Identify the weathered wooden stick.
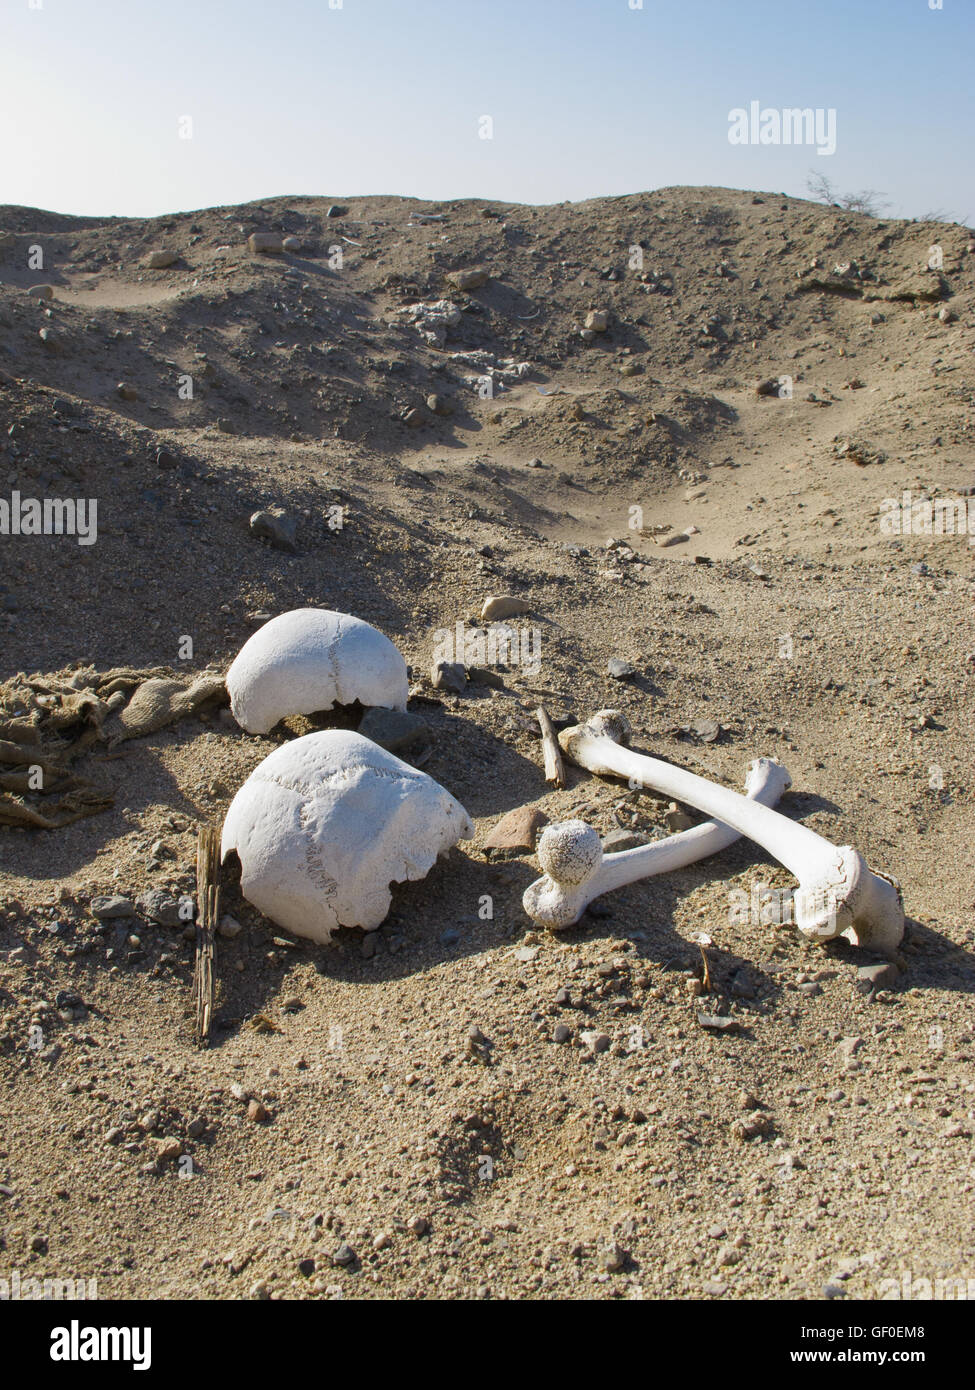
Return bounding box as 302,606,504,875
194,823,220,1048
536,706,566,788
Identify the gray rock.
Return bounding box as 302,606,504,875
446,268,489,291
689,718,721,744
697,1012,739,1032
250,508,297,552
601,829,646,853
136,890,184,928
607,658,638,681
858,961,900,992
601,1240,627,1272
664,803,693,832
90,894,135,919
326,205,348,218
553,1023,571,1044
467,666,505,689
218,915,243,940
247,232,284,254
431,659,467,693
357,706,430,753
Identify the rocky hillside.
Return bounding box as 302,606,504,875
0,188,973,1303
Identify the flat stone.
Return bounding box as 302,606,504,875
136,889,184,928
697,1013,739,1032
248,232,284,254
90,894,135,919
446,268,489,291
147,250,178,269
282,236,302,252
467,666,505,689
483,805,548,853
585,309,610,332
431,659,466,693
357,706,430,753
690,718,721,743
27,284,54,300
250,508,297,552
607,657,637,680
601,829,646,853
858,961,900,992
480,595,531,621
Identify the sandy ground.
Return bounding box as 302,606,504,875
0,188,973,1300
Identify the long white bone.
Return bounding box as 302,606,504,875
523,755,791,929
221,729,472,942
226,608,409,735
557,711,904,954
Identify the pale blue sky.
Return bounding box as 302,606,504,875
1,0,971,220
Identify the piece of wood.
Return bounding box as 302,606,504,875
536,706,566,788
194,822,220,1048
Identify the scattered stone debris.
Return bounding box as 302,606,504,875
835,437,886,467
